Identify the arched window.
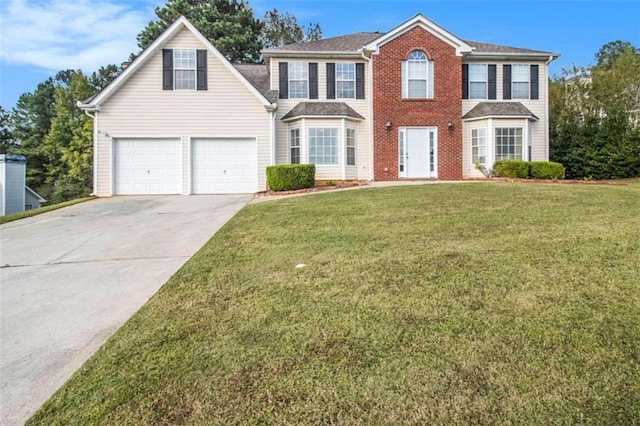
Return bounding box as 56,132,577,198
402,50,433,99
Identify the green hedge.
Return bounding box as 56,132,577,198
493,160,530,178
529,161,565,180
492,160,566,180
266,164,316,191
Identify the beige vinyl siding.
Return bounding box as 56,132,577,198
272,58,371,181
462,59,549,177
95,28,271,195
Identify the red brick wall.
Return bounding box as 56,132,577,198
372,26,463,180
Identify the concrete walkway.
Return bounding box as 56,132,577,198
0,195,250,425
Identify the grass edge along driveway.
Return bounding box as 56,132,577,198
28,183,640,425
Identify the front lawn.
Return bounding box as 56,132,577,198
29,183,640,424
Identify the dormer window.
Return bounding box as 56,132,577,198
401,50,434,99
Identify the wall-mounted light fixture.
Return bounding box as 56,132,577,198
385,120,392,130
447,121,454,131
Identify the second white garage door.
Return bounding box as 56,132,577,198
191,139,258,194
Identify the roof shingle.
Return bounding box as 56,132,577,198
233,64,278,103
462,102,539,120
281,102,365,121
263,32,382,54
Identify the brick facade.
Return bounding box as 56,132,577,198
372,26,463,180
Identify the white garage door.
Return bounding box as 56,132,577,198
192,139,258,194
114,138,182,195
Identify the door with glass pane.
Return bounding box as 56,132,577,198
398,127,437,178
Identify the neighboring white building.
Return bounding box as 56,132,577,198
0,154,46,216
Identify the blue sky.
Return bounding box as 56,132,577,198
1,0,638,110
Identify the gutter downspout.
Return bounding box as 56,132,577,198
361,49,374,181
82,107,98,196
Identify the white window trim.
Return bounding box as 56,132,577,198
308,126,339,166
346,127,357,167
471,127,487,165
289,62,309,99
289,127,301,164
469,63,488,100
173,49,196,91
511,64,530,100
494,127,524,161
402,51,433,99
336,62,356,99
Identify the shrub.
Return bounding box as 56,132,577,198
529,161,565,180
493,160,529,178
266,164,315,191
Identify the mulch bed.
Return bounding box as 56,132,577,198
255,181,368,197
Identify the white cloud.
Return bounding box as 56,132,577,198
0,0,153,72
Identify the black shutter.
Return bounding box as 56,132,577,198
530,64,539,100
503,64,512,100
196,49,207,90
488,64,497,99
356,63,365,99
309,62,318,99
162,49,173,90
462,64,469,99
326,63,336,99
279,62,288,99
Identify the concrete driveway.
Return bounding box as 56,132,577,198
0,195,251,425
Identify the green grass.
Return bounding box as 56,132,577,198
28,183,640,425
0,197,94,225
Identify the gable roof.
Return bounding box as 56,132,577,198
79,16,274,110
233,64,278,103
281,102,365,121
25,185,46,203
364,13,473,56
462,102,539,121
262,32,382,56
465,40,558,59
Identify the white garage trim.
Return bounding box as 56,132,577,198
191,138,258,194
113,138,182,195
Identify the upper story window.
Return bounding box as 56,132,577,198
402,50,434,99
289,62,309,99
511,64,530,99
174,49,196,90
336,63,355,99
469,64,487,99
162,48,207,91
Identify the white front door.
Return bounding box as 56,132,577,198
114,138,182,195
191,138,258,194
399,128,437,178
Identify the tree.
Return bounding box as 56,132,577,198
595,40,639,70
0,106,14,154
261,8,322,49
43,70,94,202
8,78,56,191
89,64,122,92
549,41,640,179
136,0,263,63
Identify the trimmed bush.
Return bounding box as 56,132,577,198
266,164,315,191
493,160,530,178
529,161,565,180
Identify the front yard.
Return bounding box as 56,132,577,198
28,183,640,424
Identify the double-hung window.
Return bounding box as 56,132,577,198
174,49,196,90
402,51,433,99
495,128,523,160
289,62,309,98
511,64,530,99
336,63,355,99
346,128,356,166
469,64,488,99
471,128,486,164
309,128,338,165
289,128,300,164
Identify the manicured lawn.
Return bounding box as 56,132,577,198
0,197,93,225
28,183,640,424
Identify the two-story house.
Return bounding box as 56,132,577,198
80,14,557,195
